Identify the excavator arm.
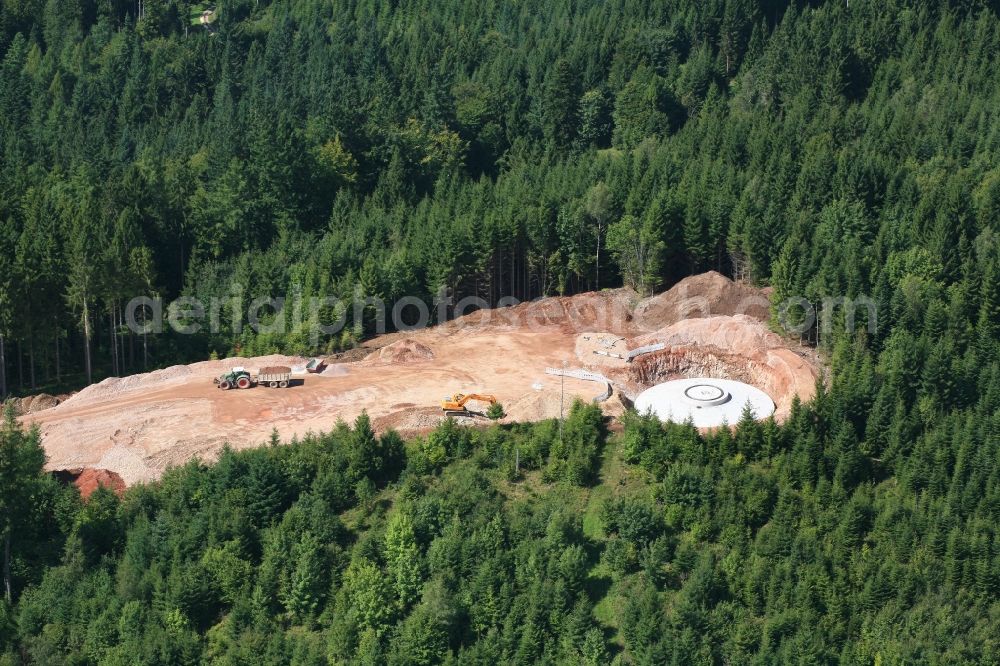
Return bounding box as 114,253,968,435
441,393,497,412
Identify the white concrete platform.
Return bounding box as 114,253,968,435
634,377,775,427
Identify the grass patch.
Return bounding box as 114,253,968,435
582,483,609,539
592,578,625,647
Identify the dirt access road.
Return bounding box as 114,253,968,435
22,272,821,486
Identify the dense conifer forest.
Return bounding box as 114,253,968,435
3,0,1000,662
3,385,1000,663
0,0,995,386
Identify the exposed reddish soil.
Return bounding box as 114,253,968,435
52,468,126,499
22,273,821,487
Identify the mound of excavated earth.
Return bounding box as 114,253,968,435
22,273,820,486
52,468,127,499
361,339,435,365
4,393,65,415
632,271,772,331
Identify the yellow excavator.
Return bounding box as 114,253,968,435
441,393,497,417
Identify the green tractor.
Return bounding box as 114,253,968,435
213,365,292,390
214,367,254,390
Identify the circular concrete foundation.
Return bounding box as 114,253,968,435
634,378,775,427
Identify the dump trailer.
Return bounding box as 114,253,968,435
214,366,292,390
305,358,327,374
257,366,292,388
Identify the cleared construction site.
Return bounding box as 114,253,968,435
20,272,821,488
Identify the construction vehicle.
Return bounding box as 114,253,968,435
214,366,292,390
441,393,497,417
